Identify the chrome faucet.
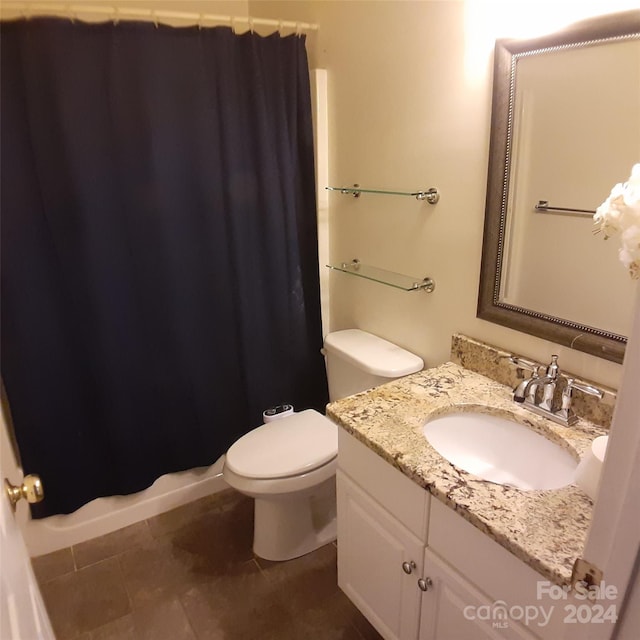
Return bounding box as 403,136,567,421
509,355,602,426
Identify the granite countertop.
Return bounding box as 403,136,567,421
326,361,606,586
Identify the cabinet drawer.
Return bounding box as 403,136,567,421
338,429,429,541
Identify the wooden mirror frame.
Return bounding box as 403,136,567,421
478,10,640,365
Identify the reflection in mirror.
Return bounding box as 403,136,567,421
502,37,639,336
478,11,640,364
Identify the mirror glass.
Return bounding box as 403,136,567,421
478,11,640,364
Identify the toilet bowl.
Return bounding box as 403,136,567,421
222,329,424,561
223,409,338,561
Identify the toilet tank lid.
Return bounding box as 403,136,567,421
323,329,424,378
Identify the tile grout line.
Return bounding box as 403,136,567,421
251,556,267,577
70,545,79,572
175,590,200,640
114,547,135,626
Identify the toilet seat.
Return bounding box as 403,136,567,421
225,409,338,479
222,457,337,497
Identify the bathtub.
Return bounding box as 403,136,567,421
21,456,227,557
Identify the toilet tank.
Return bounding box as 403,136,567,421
323,329,424,401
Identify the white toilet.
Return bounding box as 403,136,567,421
222,329,424,561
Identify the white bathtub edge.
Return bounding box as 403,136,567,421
24,456,228,557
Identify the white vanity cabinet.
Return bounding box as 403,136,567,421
337,471,424,640
337,430,546,640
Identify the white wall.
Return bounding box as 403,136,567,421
251,0,640,390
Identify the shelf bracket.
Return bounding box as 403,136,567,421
415,277,436,293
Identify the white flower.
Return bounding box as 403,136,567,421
619,224,640,280
594,163,640,279
623,164,640,208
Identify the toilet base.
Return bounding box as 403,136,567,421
253,476,337,561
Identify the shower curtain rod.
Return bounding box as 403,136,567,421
0,2,319,34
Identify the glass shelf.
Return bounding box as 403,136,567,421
327,260,435,293
326,185,439,204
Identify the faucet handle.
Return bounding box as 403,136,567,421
508,356,542,374
558,378,604,424
564,378,604,399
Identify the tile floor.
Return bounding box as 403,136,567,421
31,490,383,640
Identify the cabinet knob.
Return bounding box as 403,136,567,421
402,561,417,575
418,577,433,591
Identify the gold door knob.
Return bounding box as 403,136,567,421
4,474,44,511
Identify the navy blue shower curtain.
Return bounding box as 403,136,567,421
1,18,328,518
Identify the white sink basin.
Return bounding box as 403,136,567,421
423,412,577,490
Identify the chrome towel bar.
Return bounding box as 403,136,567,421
534,200,595,216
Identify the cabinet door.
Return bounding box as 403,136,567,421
337,471,423,640
419,549,538,640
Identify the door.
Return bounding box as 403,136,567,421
418,548,537,640
1,463,55,639
337,471,423,640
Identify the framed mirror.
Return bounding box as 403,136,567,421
478,10,640,364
